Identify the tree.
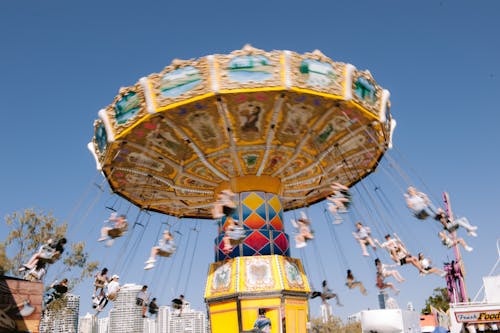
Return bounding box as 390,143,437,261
1,208,99,287
422,287,450,314
309,316,361,333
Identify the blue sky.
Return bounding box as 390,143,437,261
1,0,499,322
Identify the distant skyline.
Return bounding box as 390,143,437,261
1,0,499,322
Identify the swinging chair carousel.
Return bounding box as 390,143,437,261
88,45,394,332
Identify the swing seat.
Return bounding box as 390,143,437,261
171,299,183,309
445,223,460,232
24,272,39,282
158,246,176,257
40,252,61,264
108,227,127,239
94,279,106,289
414,210,429,220
223,206,236,216
228,227,245,245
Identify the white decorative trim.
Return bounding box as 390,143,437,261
215,100,242,176
283,51,292,89
344,64,356,101
379,89,391,122
113,167,213,194
139,77,156,114
276,256,285,290
98,109,115,143
235,257,240,293
388,118,397,149
87,142,102,171
208,55,219,93
257,96,283,176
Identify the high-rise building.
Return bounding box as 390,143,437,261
108,283,144,333
97,317,109,333
157,302,207,333
143,317,157,333
40,294,80,333
79,312,98,333
378,290,389,309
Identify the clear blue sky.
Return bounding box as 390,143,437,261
1,0,499,322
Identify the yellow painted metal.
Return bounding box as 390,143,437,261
204,259,238,299
208,300,239,333
92,46,391,218
156,92,215,113
213,176,282,197
218,86,285,94
289,86,343,101
205,255,310,332
284,298,308,333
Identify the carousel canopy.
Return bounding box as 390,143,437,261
89,45,394,218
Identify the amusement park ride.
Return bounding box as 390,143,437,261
87,44,395,332
85,45,478,332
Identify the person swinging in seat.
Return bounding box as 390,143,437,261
20,237,67,272
96,274,120,313
405,187,478,236
212,189,237,219
376,234,426,274
311,280,343,306
23,261,47,282
98,213,128,246
326,182,351,224
144,230,176,270
346,269,368,295
437,231,473,252
404,186,437,220
352,222,377,257
375,258,405,283
375,271,400,295
93,267,109,298
222,217,245,254
434,208,478,237
171,295,185,316
44,278,69,308
417,252,447,277
291,211,314,248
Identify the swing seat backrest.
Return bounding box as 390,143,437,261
228,227,245,240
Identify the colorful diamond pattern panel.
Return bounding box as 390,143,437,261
244,212,266,230
214,230,290,261
214,191,288,260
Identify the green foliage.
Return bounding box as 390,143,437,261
422,287,450,314
1,208,99,287
310,316,361,333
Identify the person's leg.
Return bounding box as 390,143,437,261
24,253,42,269
456,238,473,252
429,267,446,277
295,234,306,248
408,256,425,273
99,227,110,241
455,217,478,234
358,240,369,256
367,237,377,251
223,235,233,251
390,270,405,283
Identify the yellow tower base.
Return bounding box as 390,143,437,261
205,255,310,332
